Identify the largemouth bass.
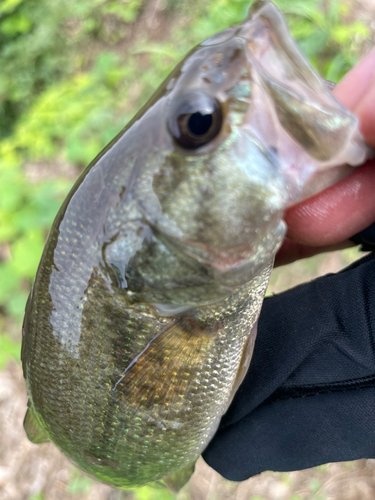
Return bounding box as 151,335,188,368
22,1,369,490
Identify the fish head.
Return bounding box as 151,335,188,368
140,1,367,281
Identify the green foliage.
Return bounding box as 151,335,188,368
102,0,143,24
308,478,329,499
67,469,94,495
28,493,46,500
277,0,370,80
133,485,175,500
0,334,21,370
0,0,152,139
0,0,73,138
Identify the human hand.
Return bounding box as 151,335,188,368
203,50,375,480
276,48,375,266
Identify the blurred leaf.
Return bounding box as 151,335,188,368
0,263,21,303
0,334,21,369
132,44,181,61
331,24,352,45
11,229,44,279
133,486,175,500
297,30,329,59
325,52,348,82
0,169,23,212
332,21,370,44
102,0,143,24
28,493,46,500
67,474,93,494
0,14,32,36
327,0,340,26
309,477,322,493
276,0,321,20
7,291,29,323
0,0,24,15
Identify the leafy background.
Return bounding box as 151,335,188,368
0,0,374,499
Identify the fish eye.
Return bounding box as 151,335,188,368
167,92,223,150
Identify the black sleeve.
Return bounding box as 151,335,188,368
350,221,375,251
202,248,375,481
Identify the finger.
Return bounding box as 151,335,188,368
355,81,375,149
285,161,375,246
332,47,375,110
285,48,375,246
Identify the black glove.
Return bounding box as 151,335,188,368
202,222,375,481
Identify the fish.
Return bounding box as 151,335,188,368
21,0,369,491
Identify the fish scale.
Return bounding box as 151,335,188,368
22,1,369,491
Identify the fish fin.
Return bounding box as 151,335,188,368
161,463,195,493
114,315,217,409
23,405,49,444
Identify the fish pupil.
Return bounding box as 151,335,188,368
168,91,222,150
188,112,213,137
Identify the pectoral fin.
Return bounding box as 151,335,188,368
23,405,49,444
113,314,217,409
